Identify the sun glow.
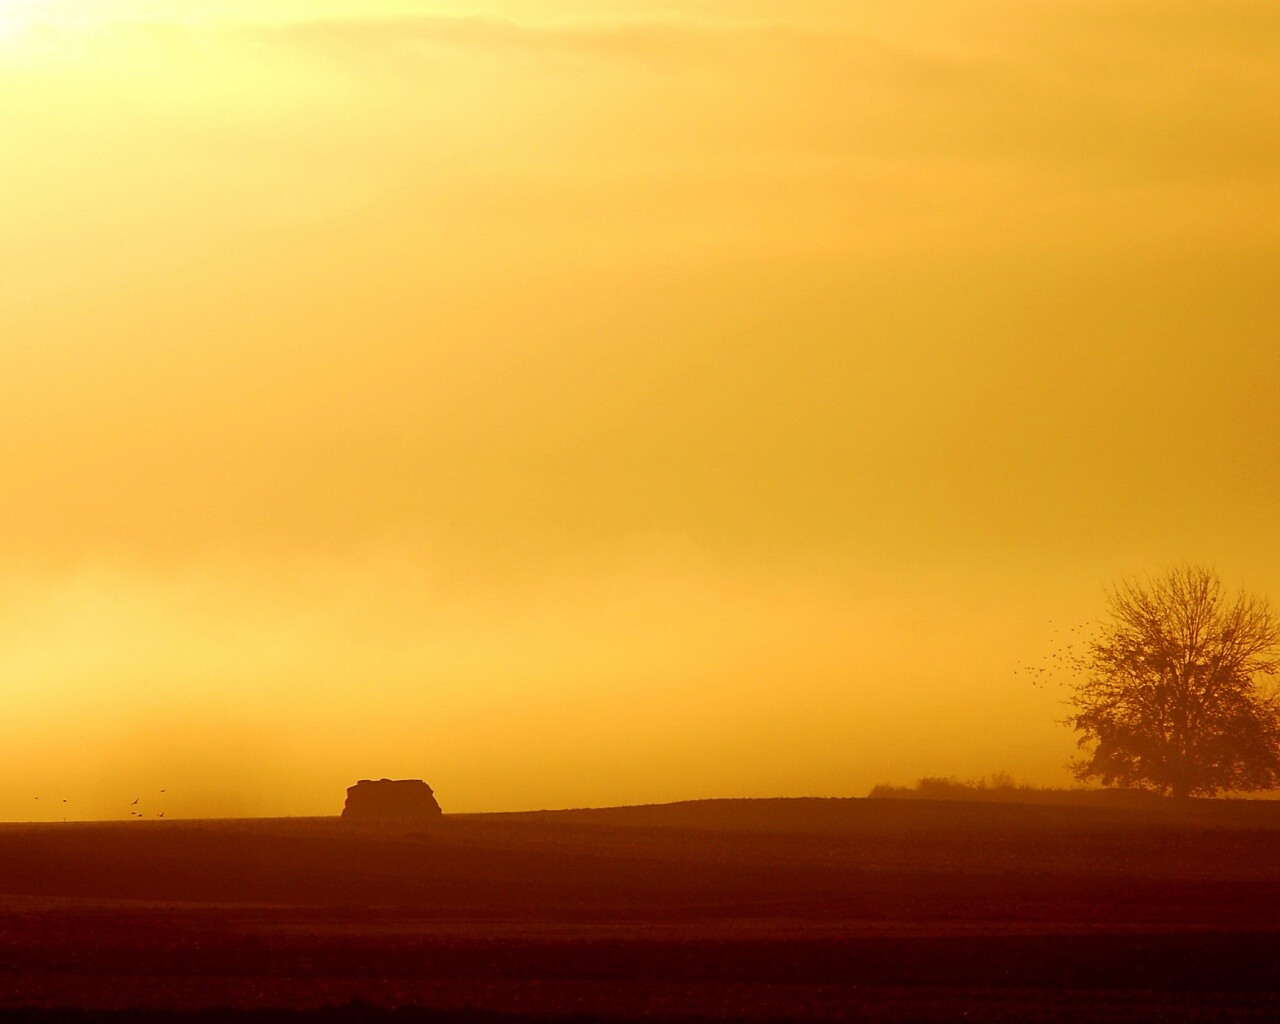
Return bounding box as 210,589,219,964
0,0,39,41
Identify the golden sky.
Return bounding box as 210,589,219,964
2,1,1279,819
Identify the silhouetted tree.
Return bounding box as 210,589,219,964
1068,565,1280,798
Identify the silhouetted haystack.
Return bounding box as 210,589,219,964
342,779,442,822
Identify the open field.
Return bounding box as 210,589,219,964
2,798,1280,1021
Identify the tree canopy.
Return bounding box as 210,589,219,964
1068,565,1280,798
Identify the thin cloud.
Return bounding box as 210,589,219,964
233,10,1280,178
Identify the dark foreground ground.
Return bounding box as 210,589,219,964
3,797,1280,1022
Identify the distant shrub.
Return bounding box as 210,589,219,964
987,771,1018,790
865,774,1153,806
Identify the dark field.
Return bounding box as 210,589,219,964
3,798,1280,1022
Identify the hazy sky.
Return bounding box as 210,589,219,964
2,1,1279,819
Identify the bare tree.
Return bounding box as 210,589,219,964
1068,565,1280,798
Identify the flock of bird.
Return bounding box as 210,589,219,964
33,790,169,822
129,790,167,819
1016,620,1092,688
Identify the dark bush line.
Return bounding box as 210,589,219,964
867,774,1162,804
